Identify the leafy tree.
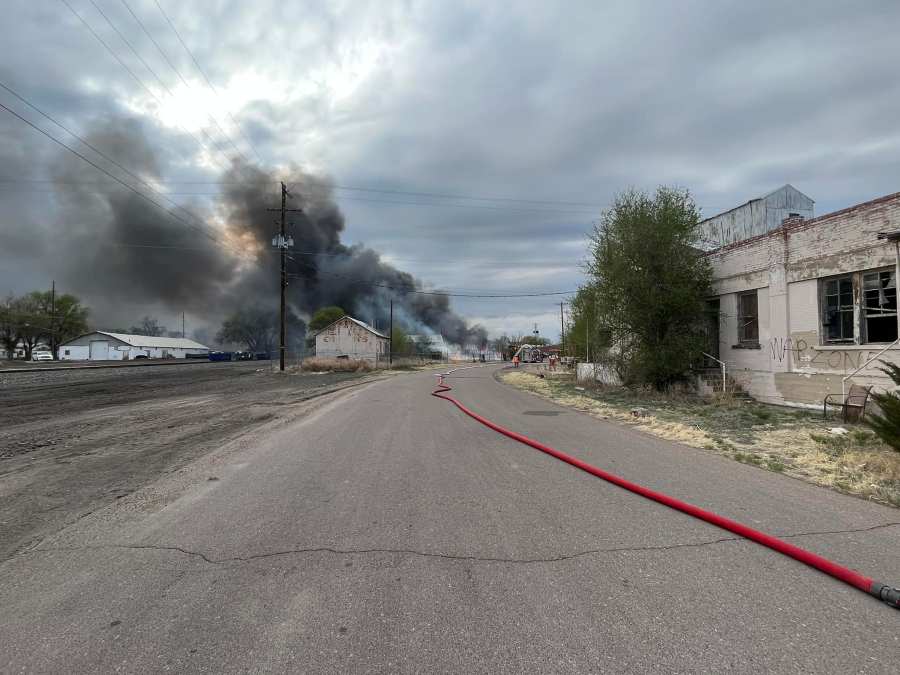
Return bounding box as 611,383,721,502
867,362,900,453
305,306,345,348
565,285,612,362
390,325,413,357
588,187,712,389
30,290,89,359
308,306,346,334
9,294,44,360
0,295,16,360
217,307,305,353
130,316,166,337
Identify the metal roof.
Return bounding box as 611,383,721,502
63,331,209,350
700,183,814,223
313,316,389,340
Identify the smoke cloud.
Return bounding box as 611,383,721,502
38,117,487,347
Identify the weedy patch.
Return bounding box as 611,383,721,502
298,357,373,373
499,369,900,508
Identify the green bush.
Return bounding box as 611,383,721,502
867,361,900,453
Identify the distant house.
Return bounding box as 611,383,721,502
698,184,814,250
58,331,210,361
314,316,389,364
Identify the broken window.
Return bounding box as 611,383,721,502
863,268,898,343
737,291,759,344
822,275,855,343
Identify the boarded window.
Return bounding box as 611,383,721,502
737,291,759,344
863,268,898,343
822,275,854,343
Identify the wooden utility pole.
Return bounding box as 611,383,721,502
50,280,56,360
267,182,301,371
389,298,393,367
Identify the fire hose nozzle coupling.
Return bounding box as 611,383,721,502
870,583,900,609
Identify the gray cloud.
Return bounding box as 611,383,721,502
2,0,899,340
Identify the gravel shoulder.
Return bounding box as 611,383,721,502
0,361,384,561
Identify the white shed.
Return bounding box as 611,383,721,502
314,316,389,364
59,331,210,361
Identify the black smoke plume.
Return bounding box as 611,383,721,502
38,118,486,346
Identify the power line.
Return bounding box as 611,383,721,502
97,243,576,272
0,80,243,253
283,260,576,298
152,0,264,165
112,0,255,166
60,0,238,174
0,182,597,215
0,99,243,255
0,79,224,242
0,177,608,212
285,181,605,209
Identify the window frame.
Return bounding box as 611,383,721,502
737,290,759,346
818,267,899,346
861,267,898,344
820,273,856,344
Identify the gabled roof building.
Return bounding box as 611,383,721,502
314,315,389,364
59,331,209,361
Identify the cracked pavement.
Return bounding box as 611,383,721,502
1,364,898,673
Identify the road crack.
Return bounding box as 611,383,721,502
26,521,900,567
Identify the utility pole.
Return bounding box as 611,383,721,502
560,302,565,358
182,311,186,339
389,298,393,367
586,302,590,363
267,182,301,371
50,280,56,359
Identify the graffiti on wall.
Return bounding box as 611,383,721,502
769,336,892,372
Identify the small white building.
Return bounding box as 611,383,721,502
314,316,389,364
59,331,210,361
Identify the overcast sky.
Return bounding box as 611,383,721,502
2,0,899,340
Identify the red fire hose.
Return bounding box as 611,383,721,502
432,369,900,609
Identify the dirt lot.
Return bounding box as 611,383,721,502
0,361,381,561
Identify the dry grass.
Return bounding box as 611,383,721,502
298,357,373,373
500,370,900,507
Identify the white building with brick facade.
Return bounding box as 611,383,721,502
706,191,900,407
314,315,389,364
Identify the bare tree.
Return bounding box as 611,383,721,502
217,307,306,353
0,295,17,359
129,316,166,337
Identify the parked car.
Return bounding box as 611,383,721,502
31,351,54,362
133,354,150,359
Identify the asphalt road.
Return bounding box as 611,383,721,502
1,364,898,673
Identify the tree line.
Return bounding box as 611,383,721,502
1,290,90,360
